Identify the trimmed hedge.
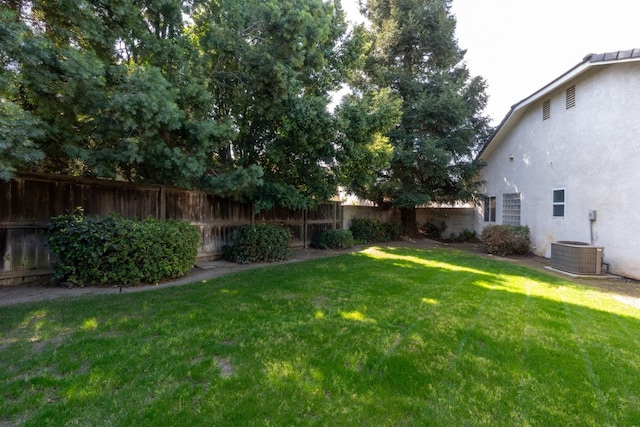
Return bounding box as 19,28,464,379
421,221,447,239
448,228,478,243
311,229,355,250
349,218,403,243
481,225,531,256
224,224,292,264
46,209,200,286
385,222,404,241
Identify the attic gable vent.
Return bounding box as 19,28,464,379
542,99,551,120
566,85,576,109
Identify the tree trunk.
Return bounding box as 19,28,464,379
400,207,418,238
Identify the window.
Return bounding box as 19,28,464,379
483,195,496,222
553,189,565,217
543,99,551,120
566,85,576,109
503,193,521,225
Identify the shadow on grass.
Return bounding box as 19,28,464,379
1,246,640,425
325,246,640,424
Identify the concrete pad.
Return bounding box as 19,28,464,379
544,266,621,280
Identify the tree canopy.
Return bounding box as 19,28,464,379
1,0,361,209
352,0,491,235
1,0,490,217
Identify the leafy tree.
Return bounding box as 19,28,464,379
334,88,401,198
0,99,45,180
356,0,491,236
1,0,364,210
1,0,248,190
0,7,45,180
191,0,352,210
4,0,423,216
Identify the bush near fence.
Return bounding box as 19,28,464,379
1,173,476,285
46,209,200,286
1,173,342,285
223,224,292,264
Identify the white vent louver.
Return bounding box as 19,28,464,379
543,99,551,120
566,85,576,109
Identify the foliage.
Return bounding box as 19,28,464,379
2,0,493,217
311,229,355,250
1,0,238,187
349,218,388,243
334,88,401,198
46,209,200,286
0,100,45,181
0,10,45,181
353,0,492,235
481,224,531,256
2,248,640,425
1,0,364,209
421,221,448,239
223,224,291,264
190,0,363,210
384,221,404,241
349,217,402,243
422,222,478,242
448,228,478,242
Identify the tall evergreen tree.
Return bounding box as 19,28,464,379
1,0,361,210
0,6,45,180
191,0,352,210
356,0,491,235
0,0,250,190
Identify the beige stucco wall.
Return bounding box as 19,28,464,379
476,62,640,280
343,205,475,238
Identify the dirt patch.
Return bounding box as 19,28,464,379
215,356,234,378
1,238,638,307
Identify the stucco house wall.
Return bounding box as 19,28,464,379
475,52,640,280
343,205,474,238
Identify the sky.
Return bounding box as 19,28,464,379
342,0,639,124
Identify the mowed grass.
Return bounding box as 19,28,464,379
1,247,640,426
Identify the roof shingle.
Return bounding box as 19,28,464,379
586,48,640,63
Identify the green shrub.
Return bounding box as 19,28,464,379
421,221,447,239
480,225,531,256
311,229,355,250
384,222,404,241
448,228,478,243
349,218,386,243
349,218,401,243
223,224,291,264
46,209,200,286
134,217,201,283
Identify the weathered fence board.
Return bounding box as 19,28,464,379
1,173,342,285
2,173,473,286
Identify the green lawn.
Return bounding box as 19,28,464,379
2,247,639,426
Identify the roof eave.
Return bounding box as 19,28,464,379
477,50,640,160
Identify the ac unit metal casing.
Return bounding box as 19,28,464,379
551,241,604,275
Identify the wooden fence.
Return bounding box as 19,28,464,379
1,173,475,286
0,173,342,285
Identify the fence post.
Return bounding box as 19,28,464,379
158,185,166,219
303,209,308,249
333,202,337,230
